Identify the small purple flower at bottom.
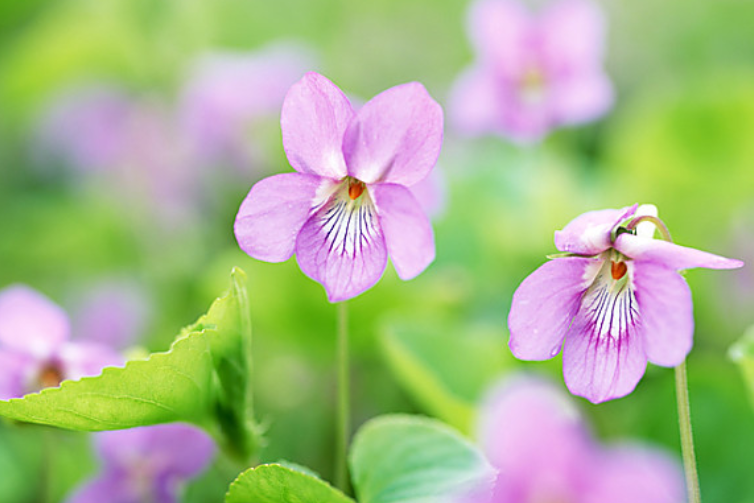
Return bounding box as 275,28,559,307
0,285,123,400
508,204,744,403
450,0,613,143
66,423,216,503
234,72,443,302
470,376,686,503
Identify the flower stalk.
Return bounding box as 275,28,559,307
675,350,701,502
335,301,350,492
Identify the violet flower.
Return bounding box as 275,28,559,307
450,0,613,142
66,423,216,503
179,43,315,173
508,204,743,403
0,285,122,400
33,84,134,173
475,376,686,503
234,72,443,302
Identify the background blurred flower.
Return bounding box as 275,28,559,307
33,84,134,174
476,375,685,503
235,72,443,302
66,423,216,503
508,204,743,403
450,0,613,143
179,43,316,176
70,279,151,350
0,285,122,400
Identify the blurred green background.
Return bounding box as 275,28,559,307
1,0,753,501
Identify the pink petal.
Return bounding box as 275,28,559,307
371,183,435,280
614,233,744,271
281,72,354,179
96,423,216,478
58,342,124,381
0,349,35,400
0,285,69,357
550,70,614,125
234,173,325,262
65,471,135,503
508,257,595,360
342,82,443,187
554,204,637,255
295,195,388,302
585,444,686,503
467,0,532,73
562,301,648,403
449,66,506,137
408,167,446,219
632,262,693,367
479,376,594,502
539,0,607,71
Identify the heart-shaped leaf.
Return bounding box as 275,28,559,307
225,464,354,503
349,414,496,503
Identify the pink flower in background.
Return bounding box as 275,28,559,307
475,376,685,503
180,43,315,173
0,285,122,400
66,423,215,503
234,72,443,302
71,280,151,350
450,0,613,142
508,204,743,403
34,85,134,172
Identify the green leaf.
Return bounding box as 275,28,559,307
225,464,354,503
349,415,495,503
730,326,754,411
380,321,510,433
0,267,259,461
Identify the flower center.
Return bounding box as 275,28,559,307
37,361,64,389
347,178,366,200
518,65,547,104
611,260,627,280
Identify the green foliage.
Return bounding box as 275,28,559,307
348,415,494,503
225,464,354,503
730,326,754,411
381,320,510,433
0,268,259,462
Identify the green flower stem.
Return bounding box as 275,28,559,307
675,360,701,503
335,301,350,492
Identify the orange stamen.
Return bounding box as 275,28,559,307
611,261,627,280
348,180,365,200
38,363,64,389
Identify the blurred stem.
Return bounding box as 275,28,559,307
335,301,350,493
675,360,701,503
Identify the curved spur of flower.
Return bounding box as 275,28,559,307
65,423,216,503
508,204,744,403
449,0,613,142
0,285,123,400
476,376,686,503
234,72,443,302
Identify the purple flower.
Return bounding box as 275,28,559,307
0,285,123,400
475,376,686,503
508,204,744,403
33,84,134,173
179,43,315,173
450,0,613,142
71,280,151,350
66,423,216,503
234,72,443,302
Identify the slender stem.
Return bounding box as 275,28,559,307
334,301,350,492
675,361,701,503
